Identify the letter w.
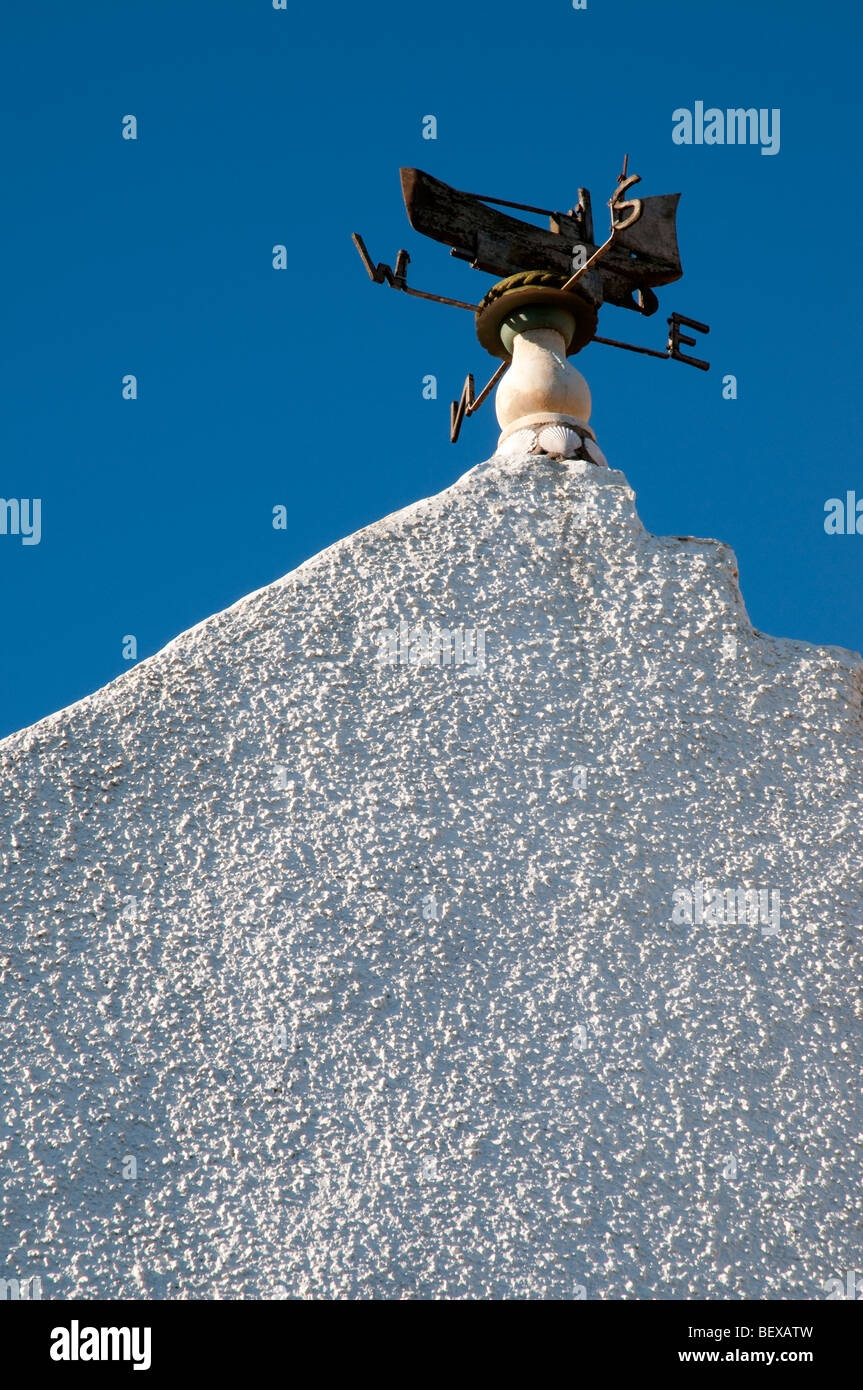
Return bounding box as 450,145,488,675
351,235,409,288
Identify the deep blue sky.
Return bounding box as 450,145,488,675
1,0,861,739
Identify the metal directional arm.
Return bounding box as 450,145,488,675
352,234,479,312
450,362,508,442
593,312,710,371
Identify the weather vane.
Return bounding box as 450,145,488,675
353,157,709,447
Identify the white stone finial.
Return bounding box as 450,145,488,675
495,327,591,429
492,309,607,467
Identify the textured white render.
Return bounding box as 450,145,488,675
2,452,862,1302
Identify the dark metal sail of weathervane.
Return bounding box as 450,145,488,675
353,158,710,441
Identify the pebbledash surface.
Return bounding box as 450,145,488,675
1,450,862,1300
